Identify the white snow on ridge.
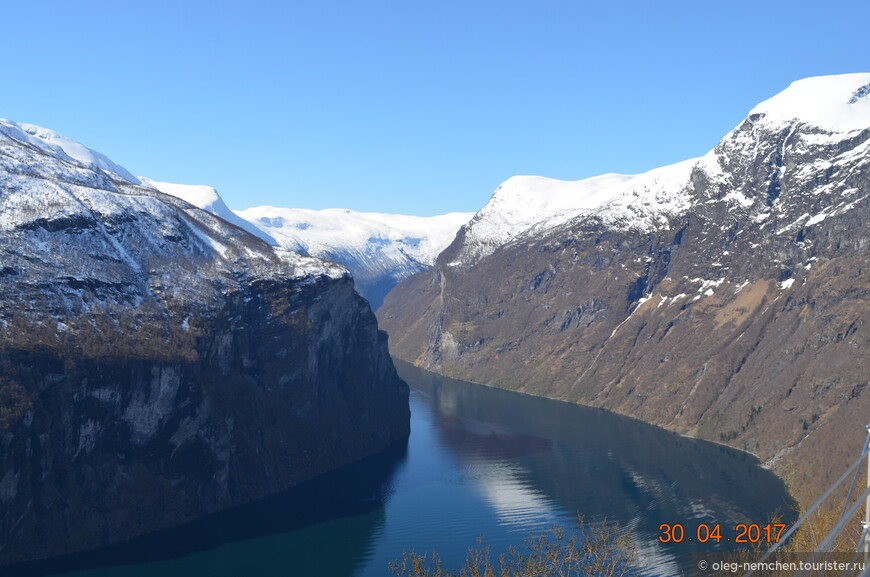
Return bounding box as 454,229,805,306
749,73,870,132
139,178,277,245
458,155,715,264
0,118,142,184
588,156,710,228
0,118,349,284
470,172,635,246
237,206,473,268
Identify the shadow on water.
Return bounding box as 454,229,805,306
7,440,408,577
395,358,797,569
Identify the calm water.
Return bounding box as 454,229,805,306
16,359,794,577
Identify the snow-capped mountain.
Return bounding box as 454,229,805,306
444,73,870,269
0,118,408,565
381,73,870,506
238,206,473,309
0,119,343,304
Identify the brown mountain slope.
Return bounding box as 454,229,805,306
380,76,870,505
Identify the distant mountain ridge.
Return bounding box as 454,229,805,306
0,118,472,311
379,73,870,505
238,206,472,309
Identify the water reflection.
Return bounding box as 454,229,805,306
20,361,795,577
398,359,796,574
10,442,408,577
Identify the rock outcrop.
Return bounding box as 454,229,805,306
0,119,409,565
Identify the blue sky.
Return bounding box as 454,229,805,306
4,1,868,216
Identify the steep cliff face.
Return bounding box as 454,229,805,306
0,119,409,565
379,74,870,503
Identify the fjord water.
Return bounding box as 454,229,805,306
27,359,793,577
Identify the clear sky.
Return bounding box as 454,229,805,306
4,0,867,216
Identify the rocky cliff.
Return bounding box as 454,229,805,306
379,73,870,504
0,119,409,565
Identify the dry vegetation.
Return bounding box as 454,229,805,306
389,517,641,577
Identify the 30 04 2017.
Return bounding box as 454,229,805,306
658,523,787,544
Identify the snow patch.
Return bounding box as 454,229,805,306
723,190,754,208
776,213,810,235
806,212,829,226
692,278,725,293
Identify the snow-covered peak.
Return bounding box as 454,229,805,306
749,73,870,132
0,118,141,184
478,172,635,235
452,156,713,266
463,172,635,253
139,177,276,245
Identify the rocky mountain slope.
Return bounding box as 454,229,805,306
238,206,472,309
0,119,409,565
379,73,870,504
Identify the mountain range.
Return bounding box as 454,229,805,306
0,122,472,313
135,180,470,311
237,206,471,309
2,72,868,565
